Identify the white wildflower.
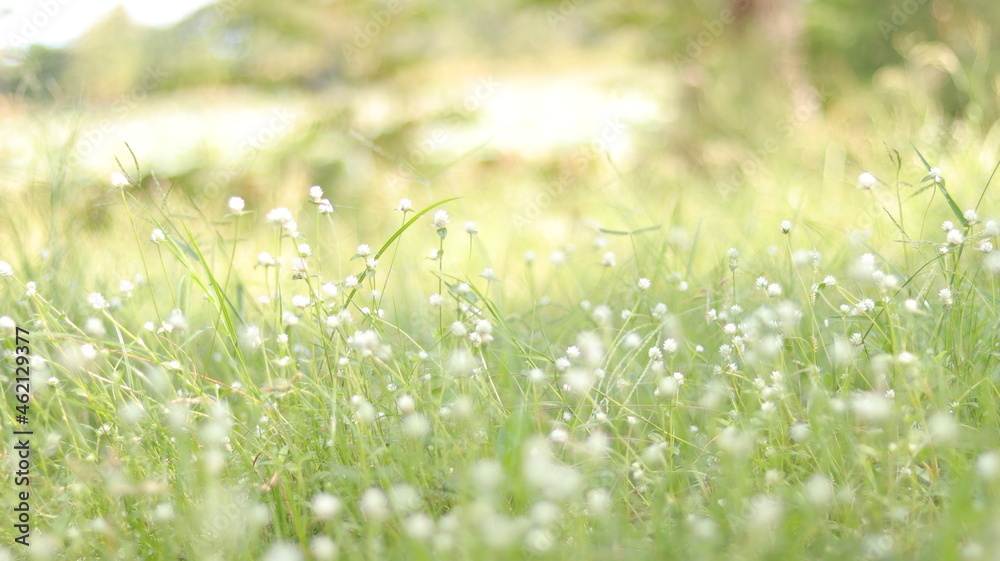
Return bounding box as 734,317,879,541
857,172,877,190
432,210,450,228
88,292,108,310
266,207,294,225
939,287,954,306
310,493,341,521
111,171,131,188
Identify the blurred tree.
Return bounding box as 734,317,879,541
62,6,147,101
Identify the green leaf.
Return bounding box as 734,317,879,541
912,143,966,226
598,224,661,236
342,197,461,309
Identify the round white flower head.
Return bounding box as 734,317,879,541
309,185,324,201
344,275,359,288
977,451,1000,480
317,199,334,214
357,244,372,257
929,167,943,183
663,338,678,353
291,294,311,308
321,282,338,299
432,210,450,228
964,209,979,222
266,207,294,225
257,252,276,267
939,287,954,306
397,198,412,212
310,493,341,521
359,488,389,521
110,172,131,188
602,252,616,267
88,292,108,310
263,543,304,561
980,241,994,253
637,277,651,290
428,293,443,306
311,536,338,560
150,228,166,244
857,172,877,190
946,229,964,245
228,196,245,213
464,221,478,234
780,220,792,234
524,251,536,264
0,260,13,277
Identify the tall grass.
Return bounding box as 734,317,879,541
1,147,999,561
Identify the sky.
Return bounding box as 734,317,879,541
0,0,218,50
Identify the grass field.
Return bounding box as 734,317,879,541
3,2,1000,560
2,137,1000,560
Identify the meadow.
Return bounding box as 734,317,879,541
3,1,1000,560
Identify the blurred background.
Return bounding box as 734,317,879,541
2,0,999,294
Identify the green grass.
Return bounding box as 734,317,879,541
1,145,1000,561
